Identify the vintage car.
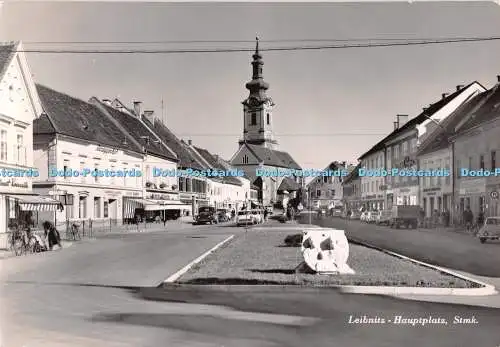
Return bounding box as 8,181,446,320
375,210,392,226
193,206,218,225
236,210,255,226
477,216,500,243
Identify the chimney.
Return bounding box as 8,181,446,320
393,121,399,130
188,139,192,146
442,93,449,99
102,99,112,106
143,110,154,124
133,101,142,118
397,114,409,127
456,85,464,91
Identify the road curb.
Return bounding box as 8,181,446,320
343,238,497,296
163,235,235,283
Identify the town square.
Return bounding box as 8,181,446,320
1,1,500,346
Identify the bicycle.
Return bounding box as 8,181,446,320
9,228,37,256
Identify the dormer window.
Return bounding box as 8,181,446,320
242,155,249,164
251,113,257,125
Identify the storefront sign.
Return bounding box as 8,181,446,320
459,178,486,195
96,145,118,154
423,187,441,193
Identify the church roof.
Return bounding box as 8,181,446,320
244,143,301,170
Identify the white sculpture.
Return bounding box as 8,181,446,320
300,228,355,274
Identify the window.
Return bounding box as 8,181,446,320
402,141,408,155
110,165,115,184
251,113,257,125
266,113,270,125
468,156,473,170
94,197,101,218
331,189,335,197
63,165,68,180
492,151,496,170
79,196,87,218
242,155,249,164
480,155,485,170
16,134,23,164
393,145,399,160
316,189,321,197
323,176,328,183
103,201,109,218
0,129,7,161
94,167,99,183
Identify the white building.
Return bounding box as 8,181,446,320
0,42,61,247
417,86,487,218
33,85,148,227
89,98,182,221
358,147,387,211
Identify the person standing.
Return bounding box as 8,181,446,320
264,208,268,222
42,221,62,251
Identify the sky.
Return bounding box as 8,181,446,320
1,1,500,170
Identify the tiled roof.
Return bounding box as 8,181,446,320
278,177,300,191
0,42,17,82
418,91,491,156
358,82,479,160
100,103,177,161
34,84,142,153
343,163,361,183
245,143,301,169
149,120,205,170
193,146,243,186
33,113,56,134
455,84,500,133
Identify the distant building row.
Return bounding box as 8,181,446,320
341,77,500,223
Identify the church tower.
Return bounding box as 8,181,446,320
239,38,278,150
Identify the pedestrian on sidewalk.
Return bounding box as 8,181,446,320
463,207,474,232
42,221,62,251
263,209,268,222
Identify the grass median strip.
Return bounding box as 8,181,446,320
177,230,480,288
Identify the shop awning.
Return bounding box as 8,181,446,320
164,204,192,211
8,194,64,212
127,198,164,211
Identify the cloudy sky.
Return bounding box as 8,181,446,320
1,1,500,169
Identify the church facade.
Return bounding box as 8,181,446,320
230,39,303,207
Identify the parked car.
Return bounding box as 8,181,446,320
216,209,231,222
477,216,500,243
251,209,263,224
390,205,419,229
349,211,361,220
193,206,217,225
366,211,378,223
360,211,368,222
375,210,392,225
236,210,254,226
331,207,343,217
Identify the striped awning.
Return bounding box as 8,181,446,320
8,194,64,212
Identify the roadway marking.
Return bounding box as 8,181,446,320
163,235,235,283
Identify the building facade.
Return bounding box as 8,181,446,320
0,42,54,246
306,161,349,209
33,85,148,226
342,164,361,211
359,149,387,211
452,79,500,221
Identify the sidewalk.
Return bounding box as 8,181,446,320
0,240,73,260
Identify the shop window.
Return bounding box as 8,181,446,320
104,201,109,218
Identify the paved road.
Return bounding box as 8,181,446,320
301,216,500,277
2,222,500,346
